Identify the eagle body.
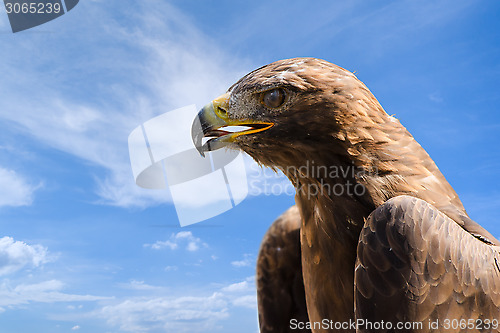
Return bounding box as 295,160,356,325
192,58,500,332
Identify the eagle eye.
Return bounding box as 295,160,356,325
262,88,285,108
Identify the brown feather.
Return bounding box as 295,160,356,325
257,206,311,333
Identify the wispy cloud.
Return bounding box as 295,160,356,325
220,277,257,310
0,236,109,311
428,92,444,103
0,168,40,208
118,280,166,292
164,265,178,272
99,292,228,333
0,1,251,209
231,295,257,310
231,253,254,268
95,276,256,332
221,279,252,293
144,231,208,252
0,279,110,310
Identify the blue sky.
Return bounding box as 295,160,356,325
0,0,499,332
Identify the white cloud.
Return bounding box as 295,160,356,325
71,325,81,331
231,260,250,268
96,276,257,332
0,237,109,311
99,292,229,333
164,265,178,272
13,279,64,293
221,277,257,310
231,295,257,310
118,280,165,291
221,280,251,293
186,241,199,252
0,236,50,275
149,240,177,251
231,254,254,268
0,167,40,208
145,231,208,252
0,279,110,309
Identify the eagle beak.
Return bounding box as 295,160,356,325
191,93,274,157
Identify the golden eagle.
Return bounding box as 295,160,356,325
192,58,500,332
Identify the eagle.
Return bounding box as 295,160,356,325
191,58,500,332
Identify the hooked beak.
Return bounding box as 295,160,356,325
191,93,274,157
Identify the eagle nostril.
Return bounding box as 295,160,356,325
217,106,228,117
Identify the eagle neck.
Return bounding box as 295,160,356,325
280,151,374,243
288,153,370,326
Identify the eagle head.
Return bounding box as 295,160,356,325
192,57,390,170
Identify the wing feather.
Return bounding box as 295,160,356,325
355,195,500,332
257,206,311,333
